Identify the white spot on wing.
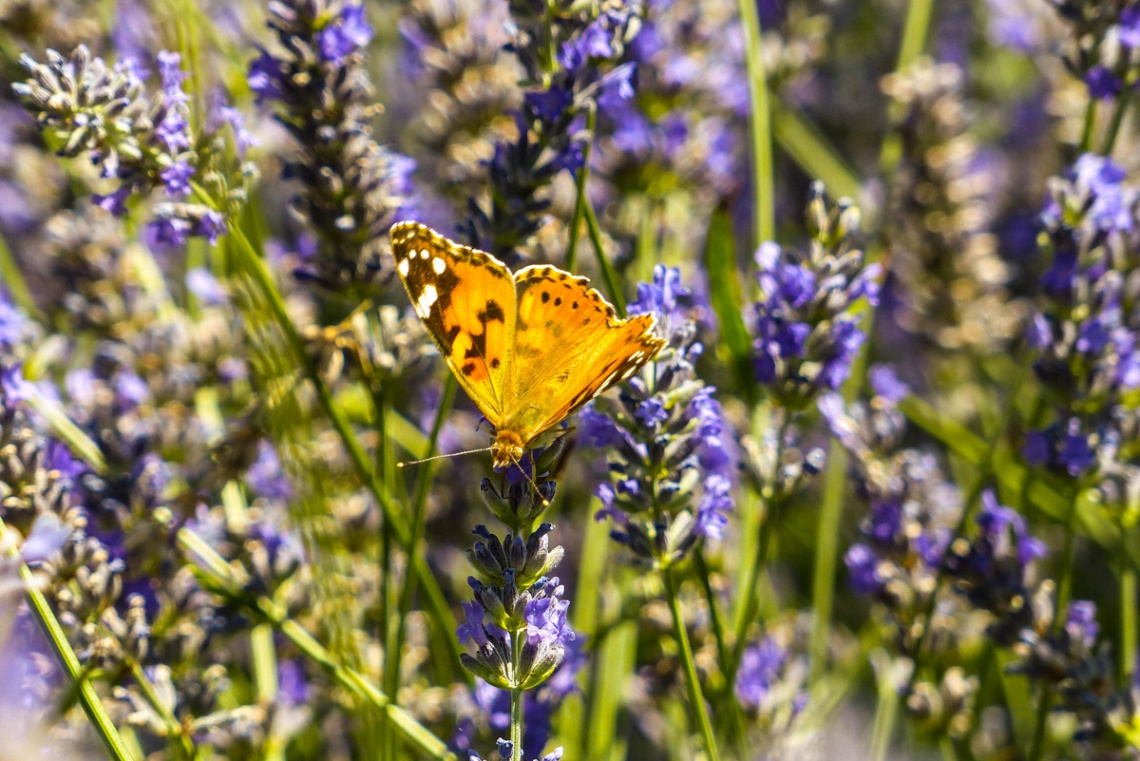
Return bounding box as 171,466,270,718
419,249,431,260
397,258,410,277
432,257,446,274
416,284,438,315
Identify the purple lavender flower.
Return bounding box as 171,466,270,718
19,514,70,563
844,543,883,594
0,295,28,351
735,637,786,709
581,267,735,563
207,92,256,157
1065,601,1100,649
1028,154,1140,487
245,440,293,501
317,4,374,63
523,578,574,647
751,187,880,408
868,364,909,402
944,491,1045,644
1122,5,1140,47
14,47,227,245
1084,66,1122,99
465,0,642,261
248,0,413,292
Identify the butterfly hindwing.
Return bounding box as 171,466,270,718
507,265,666,442
390,222,516,424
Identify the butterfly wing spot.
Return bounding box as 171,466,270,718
478,300,506,324
415,284,439,316
397,258,410,277
432,257,446,274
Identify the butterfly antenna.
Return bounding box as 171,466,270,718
512,455,551,507
396,447,493,468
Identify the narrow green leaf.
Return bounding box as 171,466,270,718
772,102,861,201
703,207,754,398
2,517,138,761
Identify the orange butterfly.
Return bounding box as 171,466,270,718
390,222,665,470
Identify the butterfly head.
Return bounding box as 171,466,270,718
491,429,525,470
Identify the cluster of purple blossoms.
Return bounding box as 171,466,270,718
456,448,576,760
463,0,642,263
1025,154,1140,490
825,369,1048,651
752,184,882,410
590,0,747,238
455,641,585,761
579,265,734,564
1041,0,1140,99
823,370,958,642
14,46,224,246
1014,600,1140,756
248,0,416,293
942,492,1047,645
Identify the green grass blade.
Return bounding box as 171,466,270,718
703,206,755,400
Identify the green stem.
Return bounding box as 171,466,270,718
510,630,524,761
1,518,137,761
177,527,456,760
771,101,861,201
218,216,465,679
1121,565,1137,683
692,548,748,754
895,0,935,74
869,667,900,761
1028,485,1082,761
729,501,777,681
738,0,775,244
1079,97,1098,154
1100,89,1132,156
565,107,597,273
662,565,721,761
808,441,846,682
388,375,458,703
878,0,936,176
583,199,626,317
0,230,44,321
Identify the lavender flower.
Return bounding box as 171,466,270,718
249,0,414,292
882,59,1027,355
14,47,224,245
1026,154,1140,501
458,449,575,759
752,185,881,409
463,0,644,262
581,265,734,565
1015,600,1140,757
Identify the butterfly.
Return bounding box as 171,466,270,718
390,221,666,470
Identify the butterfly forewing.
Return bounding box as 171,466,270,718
507,265,667,443
390,222,516,424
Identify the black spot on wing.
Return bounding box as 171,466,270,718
479,300,505,323
464,330,488,359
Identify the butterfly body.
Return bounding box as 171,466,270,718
390,222,666,469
